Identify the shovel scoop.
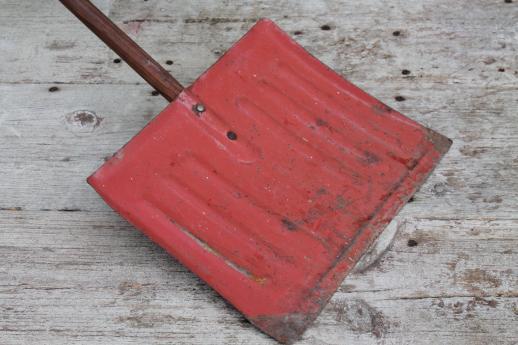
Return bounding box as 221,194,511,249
61,1,451,343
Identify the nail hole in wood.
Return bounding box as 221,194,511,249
407,239,418,247
49,86,59,92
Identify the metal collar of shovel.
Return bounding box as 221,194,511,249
60,1,451,343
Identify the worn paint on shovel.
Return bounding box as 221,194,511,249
88,19,451,343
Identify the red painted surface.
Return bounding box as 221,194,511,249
88,19,451,343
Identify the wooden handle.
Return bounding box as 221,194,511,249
59,0,184,102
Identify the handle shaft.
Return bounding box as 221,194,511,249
59,0,184,101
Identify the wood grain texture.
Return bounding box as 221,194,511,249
58,0,184,101
0,0,517,344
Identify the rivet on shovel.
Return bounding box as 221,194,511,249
193,103,206,115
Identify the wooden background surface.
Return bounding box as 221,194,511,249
1,0,517,344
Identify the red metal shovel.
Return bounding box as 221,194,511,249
60,1,451,343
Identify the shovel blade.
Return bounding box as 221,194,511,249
88,19,451,343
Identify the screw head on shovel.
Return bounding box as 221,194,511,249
193,103,206,114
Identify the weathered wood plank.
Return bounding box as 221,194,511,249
0,82,517,218
0,0,516,86
1,212,516,344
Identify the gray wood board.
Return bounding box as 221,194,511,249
1,0,517,344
